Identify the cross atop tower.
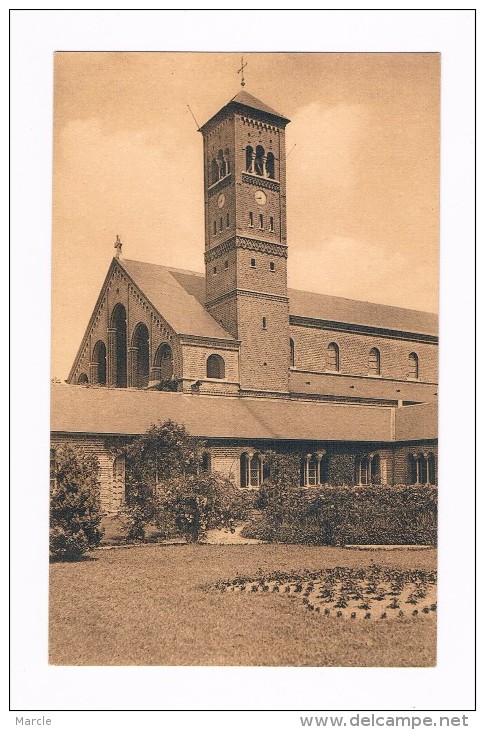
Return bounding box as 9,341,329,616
237,56,247,87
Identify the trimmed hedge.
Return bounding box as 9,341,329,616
241,485,437,546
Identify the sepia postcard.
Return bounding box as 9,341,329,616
10,9,476,717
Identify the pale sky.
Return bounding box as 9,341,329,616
52,52,440,379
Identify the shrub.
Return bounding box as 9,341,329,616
119,482,158,541
50,445,103,561
242,485,437,546
154,472,244,542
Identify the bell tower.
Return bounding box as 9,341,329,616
200,90,291,394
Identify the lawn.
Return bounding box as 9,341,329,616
49,544,436,667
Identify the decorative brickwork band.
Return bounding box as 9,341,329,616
241,173,280,192
240,116,280,133
205,236,287,263
206,288,289,308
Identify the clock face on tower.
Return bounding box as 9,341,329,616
217,193,225,209
254,190,267,206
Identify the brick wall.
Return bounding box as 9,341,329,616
206,296,239,339
236,247,287,294
391,442,438,485
181,342,239,383
51,434,125,513
289,323,438,383
237,293,290,392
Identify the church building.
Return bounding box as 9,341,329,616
51,89,438,513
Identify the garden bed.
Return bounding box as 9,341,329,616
212,565,437,620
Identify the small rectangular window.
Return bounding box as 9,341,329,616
250,258,256,268
213,266,217,275
224,260,228,269
249,211,254,227
262,316,267,329
269,216,274,232
226,213,230,227
259,214,264,230
219,217,223,232
269,261,275,272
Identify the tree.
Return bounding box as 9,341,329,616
124,420,201,488
113,420,203,540
110,421,245,543
50,445,103,561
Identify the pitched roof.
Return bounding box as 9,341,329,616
120,259,438,339
394,402,438,442
200,90,290,132
290,370,438,404
229,90,289,122
51,384,395,443
119,259,234,341
289,289,438,337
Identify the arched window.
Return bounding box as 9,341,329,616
408,352,419,379
240,452,263,488
408,452,436,485
368,347,381,376
357,456,370,485
77,373,88,384
290,338,295,367
110,303,127,388
301,453,328,486
217,149,226,178
356,454,380,485
154,342,174,381
240,453,249,488
255,145,265,176
113,454,125,483
132,322,150,388
266,152,275,179
307,455,318,486
92,340,107,385
224,148,230,175
211,159,219,185
206,353,225,379
326,342,340,372
416,454,427,484
245,145,254,173
370,454,381,485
